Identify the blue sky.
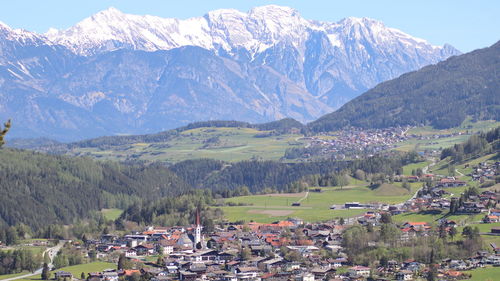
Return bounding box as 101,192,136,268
1,0,498,52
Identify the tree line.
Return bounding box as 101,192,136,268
441,126,499,162
0,148,190,233
0,249,42,275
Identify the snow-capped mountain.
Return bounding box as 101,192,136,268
0,5,460,140
45,5,452,59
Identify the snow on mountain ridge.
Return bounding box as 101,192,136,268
0,20,45,44
42,5,452,56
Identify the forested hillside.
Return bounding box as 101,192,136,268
170,152,420,195
0,148,190,230
441,126,500,162
309,41,500,132
0,145,421,233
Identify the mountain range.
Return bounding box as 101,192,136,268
309,40,500,132
0,5,460,140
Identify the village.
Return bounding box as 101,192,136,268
48,161,500,281
297,127,410,160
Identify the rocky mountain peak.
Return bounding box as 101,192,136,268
0,5,462,140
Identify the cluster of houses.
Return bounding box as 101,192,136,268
70,201,500,281
298,127,409,159
469,161,499,183
83,218,351,280
396,167,498,216
47,160,500,281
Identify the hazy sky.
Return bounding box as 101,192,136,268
1,0,498,52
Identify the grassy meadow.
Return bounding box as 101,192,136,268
396,120,499,152
62,121,499,164
101,208,123,221
465,266,500,281
68,127,304,163
14,262,116,281
221,181,421,223
0,272,29,280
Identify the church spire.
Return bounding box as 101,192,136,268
194,207,202,248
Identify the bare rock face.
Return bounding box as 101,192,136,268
0,6,460,140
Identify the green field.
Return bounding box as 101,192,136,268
463,222,500,233
0,271,29,280
402,161,430,176
465,266,500,281
61,121,499,164
396,135,469,152
407,120,499,136
15,262,116,281
0,246,46,255
56,262,116,277
101,208,123,221
397,120,499,152
67,127,304,163
393,211,484,226
221,182,420,223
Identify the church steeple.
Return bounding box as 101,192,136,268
194,208,202,247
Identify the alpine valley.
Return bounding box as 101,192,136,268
0,5,460,141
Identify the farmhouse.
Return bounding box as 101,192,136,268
395,270,413,280
348,266,371,278
54,271,73,279
345,202,362,209
491,227,500,234
437,178,466,187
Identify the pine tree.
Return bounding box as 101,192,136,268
427,264,437,281
41,263,50,280
0,119,11,148
117,253,131,270
117,254,126,270
449,227,457,241
156,255,165,267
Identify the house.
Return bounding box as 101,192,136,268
345,202,362,209
234,267,260,280
406,176,419,182
298,272,315,281
459,202,486,213
54,271,73,279
401,222,431,239
442,270,464,279
125,249,137,257
402,222,430,231
134,244,155,255
261,257,285,272
178,271,198,281
483,215,499,223
395,270,413,280
186,249,218,262
449,260,467,270
437,178,467,187
348,266,371,278
331,258,348,268
311,268,335,280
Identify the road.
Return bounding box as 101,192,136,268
296,191,309,203
2,241,65,281
396,158,437,207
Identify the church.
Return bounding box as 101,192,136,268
176,209,205,251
